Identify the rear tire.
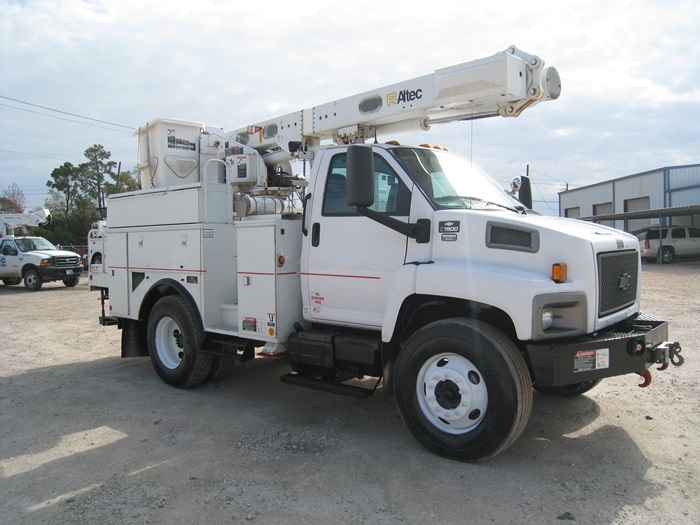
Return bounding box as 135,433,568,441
23,269,43,291
534,379,602,397
63,277,80,287
147,295,212,388
394,318,532,461
91,253,103,267
206,357,238,382
660,247,674,264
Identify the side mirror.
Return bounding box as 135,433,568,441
346,144,374,207
518,175,532,209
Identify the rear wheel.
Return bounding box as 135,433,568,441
394,318,532,461
147,295,212,388
2,277,22,286
23,269,43,291
206,357,238,382
660,247,674,264
63,277,80,287
533,379,602,397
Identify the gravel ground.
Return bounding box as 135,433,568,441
1,260,698,524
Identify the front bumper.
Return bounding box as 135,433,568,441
527,311,677,387
37,266,84,281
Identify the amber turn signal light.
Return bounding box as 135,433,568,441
552,263,567,283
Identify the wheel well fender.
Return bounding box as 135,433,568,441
21,264,38,277
139,278,203,333
381,294,519,397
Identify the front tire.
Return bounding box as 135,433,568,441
394,318,532,461
2,277,22,286
147,295,212,388
23,269,43,291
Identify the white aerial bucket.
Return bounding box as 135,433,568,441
136,118,206,189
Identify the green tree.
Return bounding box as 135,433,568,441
44,162,97,244
81,144,117,219
105,165,141,196
46,162,82,227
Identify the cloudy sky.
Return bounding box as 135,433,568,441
1,0,698,215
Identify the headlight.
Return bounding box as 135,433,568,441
532,292,587,339
542,308,555,331
40,259,52,266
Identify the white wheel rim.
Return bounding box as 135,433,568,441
416,352,488,434
154,316,184,370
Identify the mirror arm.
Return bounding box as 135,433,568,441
357,206,430,244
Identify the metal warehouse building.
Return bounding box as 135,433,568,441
558,164,700,232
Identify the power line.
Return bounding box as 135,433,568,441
0,103,134,134
0,147,71,163
0,95,134,130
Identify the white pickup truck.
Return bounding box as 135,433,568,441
0,236,83,291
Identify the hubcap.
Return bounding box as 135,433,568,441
416,353,488,434
154,316,184,370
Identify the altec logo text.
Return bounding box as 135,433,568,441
387,89,423,106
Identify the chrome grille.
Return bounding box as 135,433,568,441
55,256,80,267
598,251,638,317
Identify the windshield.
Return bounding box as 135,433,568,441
15,238,57,252
390,147,524,211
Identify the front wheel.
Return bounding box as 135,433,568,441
147,295,212,388
2,277,22,286
394,318,532,461
63,277,80,287
23,269,43,291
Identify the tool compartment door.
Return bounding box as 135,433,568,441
237,221,277,341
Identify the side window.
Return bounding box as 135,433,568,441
1,240,18,256
322,152,410,216
647,229,667,240
671,228,686,239
689,227,700,239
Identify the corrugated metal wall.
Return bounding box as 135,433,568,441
559,164,700,231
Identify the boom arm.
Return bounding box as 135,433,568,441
0,209,51,236
232,46,560,166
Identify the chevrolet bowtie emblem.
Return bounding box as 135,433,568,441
618,273,633,291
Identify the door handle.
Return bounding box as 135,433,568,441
301,193,312,236
312,223,320,247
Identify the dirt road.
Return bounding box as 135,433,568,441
1,261,698,524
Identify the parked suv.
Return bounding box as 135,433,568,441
635,226,700,263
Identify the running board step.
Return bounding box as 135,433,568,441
280,373,374,399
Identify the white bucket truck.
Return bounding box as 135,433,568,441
91,47,682,460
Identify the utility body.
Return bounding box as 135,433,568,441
1,209,83,290
91,47,682,460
